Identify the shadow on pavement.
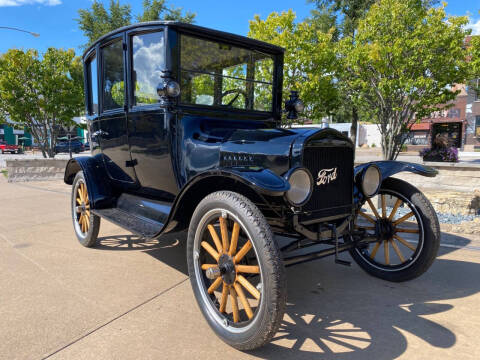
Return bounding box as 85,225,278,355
96,231,478,359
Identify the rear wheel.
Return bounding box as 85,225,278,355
71,171,100,247
350,177,440,282
187,191,286,350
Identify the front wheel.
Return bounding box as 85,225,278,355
71,171,100,247
350,177,440,282
187,191,286,350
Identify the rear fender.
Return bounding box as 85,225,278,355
64,155,115,209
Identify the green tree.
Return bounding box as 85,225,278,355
339,0,469,160
77,0,195,48
248,10,338,124
0,48,84,158
136,0,195,23
308,0,375,148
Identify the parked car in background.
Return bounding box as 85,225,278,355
83,142,90,151
0,141,19,154
55,140,84,154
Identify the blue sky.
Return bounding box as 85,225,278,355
0,0,479,57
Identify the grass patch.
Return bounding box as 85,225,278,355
1,169,7,178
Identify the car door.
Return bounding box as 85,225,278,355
98,35,137,184
125,28,178,200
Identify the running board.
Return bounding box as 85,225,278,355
92,193,172,238
93,208,163,238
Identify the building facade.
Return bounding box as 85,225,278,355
407,84,480,152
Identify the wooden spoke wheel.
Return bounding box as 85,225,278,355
71,171,100,247
75,182,91,235
350,178,440,282
187,191,286,350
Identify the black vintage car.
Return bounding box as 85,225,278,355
64,21,440,350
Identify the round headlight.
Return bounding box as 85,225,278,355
285,168,313,206
361,164,381,198
166,80,181,97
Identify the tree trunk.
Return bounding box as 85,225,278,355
350,106,358,155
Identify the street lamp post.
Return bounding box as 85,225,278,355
0,26,39,37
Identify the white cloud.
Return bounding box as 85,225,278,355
0,0,61,6
467,18,480,36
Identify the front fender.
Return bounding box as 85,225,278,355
64,155,114,209
354,161,437,203
355,160,438,181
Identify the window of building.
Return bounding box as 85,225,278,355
131,31,165,106
101,40,125,111
87,54,98,114
476,115,480,137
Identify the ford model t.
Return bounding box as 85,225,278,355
64,21,440,350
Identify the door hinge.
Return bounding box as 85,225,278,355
126,159,138,167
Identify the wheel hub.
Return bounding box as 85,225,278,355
375,218,395,241
218,254,236,285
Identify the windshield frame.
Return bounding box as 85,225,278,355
172,29,284,118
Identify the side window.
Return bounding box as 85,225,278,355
101,40,125,111
131,31,165,106
87,54,98,114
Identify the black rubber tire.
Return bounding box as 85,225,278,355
71,171,100,247
350,177,440,282
187,191,286,350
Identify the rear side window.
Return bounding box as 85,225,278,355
87,54,98,114
101,40,125,111
131,31,165,106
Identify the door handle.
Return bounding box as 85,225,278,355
92,130,109,137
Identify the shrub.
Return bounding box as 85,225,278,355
419,146,458,162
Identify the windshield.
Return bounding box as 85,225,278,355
179,34,275,112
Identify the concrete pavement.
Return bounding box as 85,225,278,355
1,176,480,359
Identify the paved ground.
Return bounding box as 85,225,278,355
1,177,480,359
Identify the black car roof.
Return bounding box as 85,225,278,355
82,21,285,59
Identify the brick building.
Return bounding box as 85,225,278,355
407,83,480,151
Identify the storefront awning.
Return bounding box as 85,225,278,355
410,123,430,131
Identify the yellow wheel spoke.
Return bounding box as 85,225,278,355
366,198,381,219
236,265,260,274
393,211,414,226
381,194,386,218
219,284,229,313
229,222,240,256
201,264,217,270
229,287,240,323
80,184,87,201
358,211,376,224
388,199,403,220
393,234,416,251
80,215,85,233
207,277,222,294
395,227,419,234
207,224,223,253
201,241,220,261
391,239,405,262
234,240,252,264
237,275,260,300
234,282,253,319
384,240,390,265
76,197,82,205
219,217,229,253
370,242,381,259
